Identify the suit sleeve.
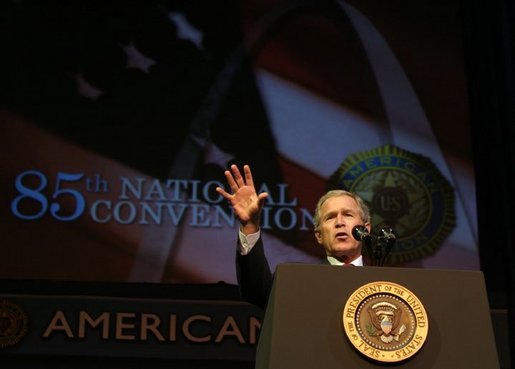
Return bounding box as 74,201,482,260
235,236,273,309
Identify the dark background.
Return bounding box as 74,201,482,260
465,0,515,367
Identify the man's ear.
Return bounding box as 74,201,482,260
314,229,322,244
365,222,371,233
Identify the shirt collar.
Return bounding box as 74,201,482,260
326,255,363,266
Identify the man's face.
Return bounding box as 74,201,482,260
314,195,370,262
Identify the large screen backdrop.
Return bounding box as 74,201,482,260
0,0,477,285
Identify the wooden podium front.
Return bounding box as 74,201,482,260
256,264,499,369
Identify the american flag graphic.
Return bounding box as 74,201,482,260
0,0,478,285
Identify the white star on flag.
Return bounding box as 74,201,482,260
74,73,103,100
168,12,203,49
122,43,156,74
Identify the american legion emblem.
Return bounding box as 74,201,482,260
0,299,29,348
342,281,428,363
328,145,455,264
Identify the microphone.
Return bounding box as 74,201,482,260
353,225,374,265
352,225,372,242
379,226,396,241
378,225,396,266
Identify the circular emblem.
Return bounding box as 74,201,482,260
328,145,455,264
0,299,29,348
342,281,428,363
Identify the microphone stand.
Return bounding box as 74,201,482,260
352,225,396,266
374,236,386,266
362,234,375,266
378,226,396,266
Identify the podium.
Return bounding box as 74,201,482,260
256,264,499,369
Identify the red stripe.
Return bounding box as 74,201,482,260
274,156,327,258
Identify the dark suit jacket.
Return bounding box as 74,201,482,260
236,236,273,309
236,237,364,309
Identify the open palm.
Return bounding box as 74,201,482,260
216,165,268,231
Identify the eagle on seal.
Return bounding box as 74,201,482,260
367,301,406,343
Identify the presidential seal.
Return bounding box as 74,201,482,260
328,145,455,264
342,281,428,363
0,299,29,348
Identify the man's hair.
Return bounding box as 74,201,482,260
313,190,371,230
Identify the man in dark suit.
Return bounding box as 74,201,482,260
216,164,371,308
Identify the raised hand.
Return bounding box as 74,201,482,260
216,164,268,234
